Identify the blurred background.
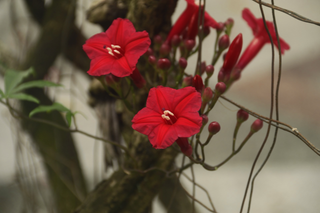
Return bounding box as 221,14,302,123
0,0,320,212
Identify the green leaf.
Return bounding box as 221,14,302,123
6,93,39,103
65,111,73,127
4,67,34,94
10,80,62,94
29,102,71,117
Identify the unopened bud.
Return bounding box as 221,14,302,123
130,68,146,88
182,76,193,87
154,35,162,44
237,109,249,123
192,75,204,93
218,34,230,51
216,22,225,32
215,82,226,94
184,39,196,51
171,35,181,47
208,121,221,135
148,55,156,65
105,74,117,86
200,61,206,75
202,87,213,103
179,57,188,69
176,137,192,156
157,58,171,70
146,47,153,56
160,43,171,56
251,119,263,133
205,65,214,77
203,26,210,37
201,114,208,126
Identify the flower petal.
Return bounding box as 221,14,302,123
204,12,219,29
173,116,202,137
105,18,136,46
132,108,163,136
242,8,258,33
83,33,111,59
148,124,178,149
124,31,151,68
146,87,175,113
172,87,201,116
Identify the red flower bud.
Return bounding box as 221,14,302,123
182,76,193,87
179,57,188,69
215,82,226,94
146,47,154,56
160,43,171,56
184,39,196,51
200,61,206,76
203,26,210,37
218,34,230,51
205,65,214,77
201,114,208,126
251,119,263,133
154,35,162,44
208,121,221,135
105,74,117,86
171,35,181,47
157,58,171,70
130,68,146,88
192,75,204,93
222,33,243,75
148,55,156,65
216,22,225,32
202,87,213,103
237,109,249,122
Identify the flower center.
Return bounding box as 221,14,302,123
104,44,124,59
161,110,177,125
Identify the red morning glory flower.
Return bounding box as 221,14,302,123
132,86,202,151
166,0,219,42
235,8,290,70
83,18,151,77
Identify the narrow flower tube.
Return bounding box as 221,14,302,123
176,137,193,156
130,68,146,88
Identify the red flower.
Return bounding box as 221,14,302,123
236,8,290,70
132,86,202,150
166,0,219,42
83,18,151,77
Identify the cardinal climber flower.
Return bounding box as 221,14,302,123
235,8,290,70
83,18,151,77
132,86,202,154
166,0,219,42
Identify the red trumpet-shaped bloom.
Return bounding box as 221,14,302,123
132,86,202,149
166,0,219,42
83,18,151,77
236,8,290,70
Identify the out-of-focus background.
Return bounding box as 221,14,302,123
0,0,320,212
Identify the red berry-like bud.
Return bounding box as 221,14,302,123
146,47,153,56
208,121,221,135
202,87,213,103
182,76,193,87
184,39,196,51
179,57,188,69
192,75,204,93
215,82,226,94
217,70,225,82
205,65,214,77
251,119,263,133
148,55,156,65
157,58,171,70
216,22,225,32
200,61,206,75
154,35,162,44
160,43,171,56
201,114,208,126
219,35,230,51
171,35,181,47
237,109,249,122
225,18,234,27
